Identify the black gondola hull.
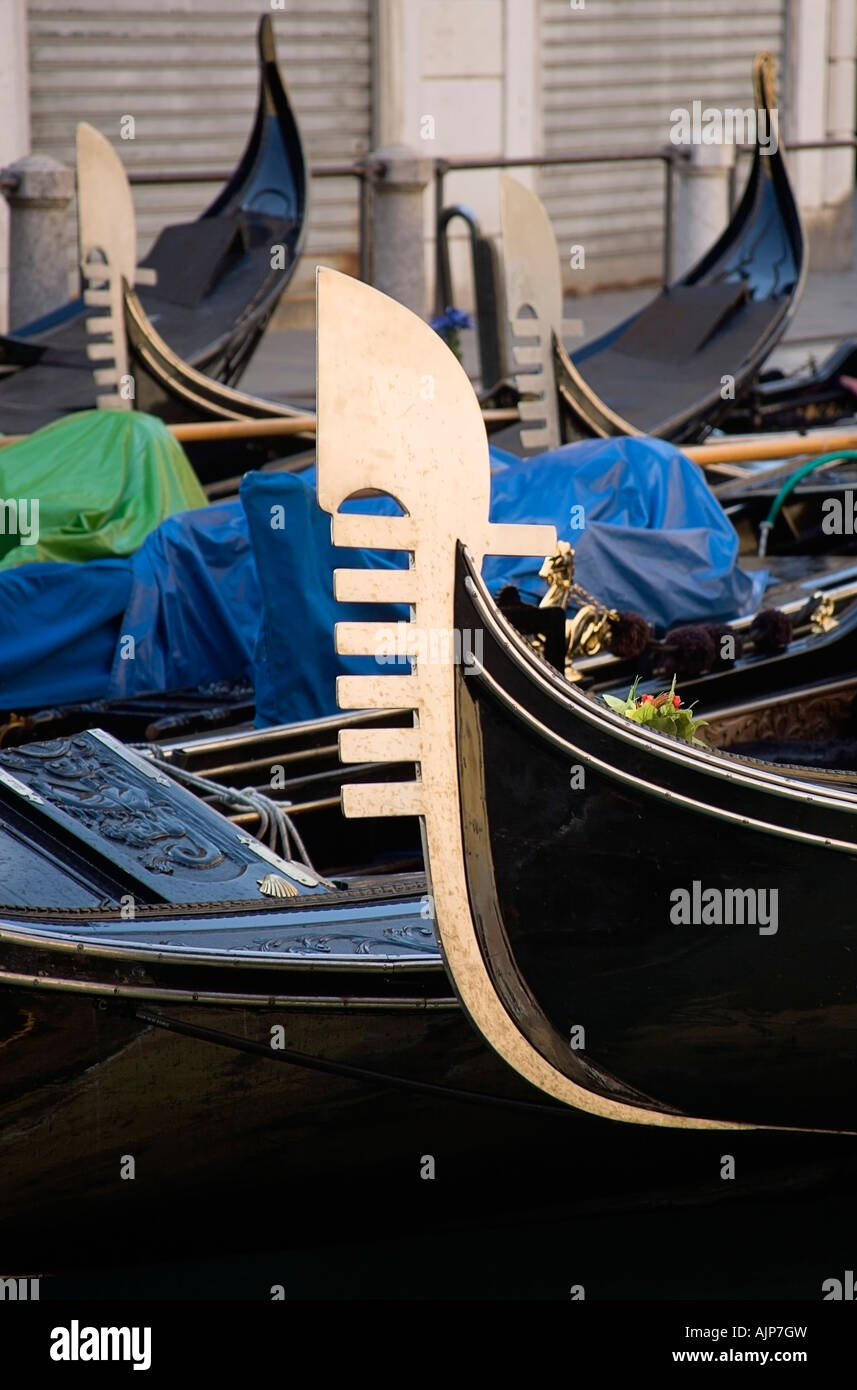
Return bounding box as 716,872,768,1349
553,55,805,444
452,548,857,1131
3,969,855,1271
0,17,308,446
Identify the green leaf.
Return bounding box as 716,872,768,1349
601,674,706,746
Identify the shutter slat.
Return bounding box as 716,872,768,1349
27,0,371,280
541,0,785,289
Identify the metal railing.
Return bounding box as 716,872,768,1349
726,134,857,210
124,159,383,284
435,136,857,295
434,148,681,288
2,135,855,294
0,158,383,285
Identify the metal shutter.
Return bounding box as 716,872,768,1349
541,0,786,291
26,0,371,295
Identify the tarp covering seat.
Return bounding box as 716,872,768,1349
0,435,767,720
0,503,257,709
483,436,766,629
0,410,207,570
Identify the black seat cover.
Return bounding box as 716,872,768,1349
612,282,752,362
140,213,251,309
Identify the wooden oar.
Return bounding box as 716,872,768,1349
166,416,316,443
481,407,520,425
0,407,521,450
0,414,317,449
4,410,855,467
182,417,854,460
685,426,857,467
478,414,857,465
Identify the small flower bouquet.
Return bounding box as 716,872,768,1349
602,675,707,745
429,306,473,363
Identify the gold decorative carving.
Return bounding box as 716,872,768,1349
707,684,857,749
538,541,619,676
810,594,838,634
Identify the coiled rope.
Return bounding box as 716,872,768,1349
142,752,316,872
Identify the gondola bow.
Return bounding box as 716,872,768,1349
318,269,857,1135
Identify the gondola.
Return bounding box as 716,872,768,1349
0,715,792,1271
0,721,456,1265
502,157,857,558
0,16,309,457
317,267,857,1138
502,53,805,448
717,338,857,435
714,453,857,556
5,275,857,1274
446,549,857,1130
75,113,314,482
1,694,854,1272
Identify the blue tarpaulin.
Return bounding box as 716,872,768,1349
484,436,766,627
240,470,407,727
0,502,259,708
0,558,131,707
245,439,765,724
0,435,766,719
108,500,260,697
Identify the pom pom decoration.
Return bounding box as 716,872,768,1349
497,585,522,608
658,624,717,679
706,622,744,670
608,609,651,660
748,608,792,654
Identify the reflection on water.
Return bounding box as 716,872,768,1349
44,1184,855,1301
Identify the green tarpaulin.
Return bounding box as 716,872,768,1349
0,410,207,570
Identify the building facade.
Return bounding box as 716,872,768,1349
0,0,854,328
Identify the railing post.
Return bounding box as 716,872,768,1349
662,150,676,286
2,154,75,329
669,142,735,282
369,144,433,316
433,160,448,314
727,156,740,215
358,164,376,283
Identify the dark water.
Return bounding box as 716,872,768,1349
43,1180,854,1300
